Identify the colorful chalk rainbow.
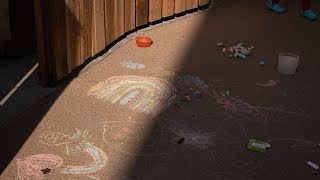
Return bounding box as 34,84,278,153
88,76,176,114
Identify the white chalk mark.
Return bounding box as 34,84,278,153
120,90,140,105
87,175,101,180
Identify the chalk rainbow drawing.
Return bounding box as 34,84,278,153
88,76,176,114
17,154,63,180
61,142,107,174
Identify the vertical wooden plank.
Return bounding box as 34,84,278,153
162,0,175,18
124,0,135,32
199,0,209,6
115,0,125,38
46,0,68,80
79,0,93,61
92,0,106,55
105,0,125,45
65,0,81,72
0,0,10,42
186,0,198,10
149,0,162,22
136,0,149,27
175,0,186,14
33,0,49,84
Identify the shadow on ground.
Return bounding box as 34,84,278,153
125,0,320,179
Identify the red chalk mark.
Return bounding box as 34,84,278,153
123,128,130,133
17,154,63,180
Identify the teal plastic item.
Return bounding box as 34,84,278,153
266,0,285,14
301,9,317,21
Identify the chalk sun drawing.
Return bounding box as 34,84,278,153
88,76,176,114
61,143,108,174
17,154,63,180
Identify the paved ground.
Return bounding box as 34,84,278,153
1,0,320,179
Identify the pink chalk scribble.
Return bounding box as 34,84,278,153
208,89,263,116
17,154,63,180
123,127,130,133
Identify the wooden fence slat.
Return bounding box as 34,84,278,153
105,0,125,45
162,0,174,18
124,0,136,32
149,0,162,22
34,0,49,84
93,0,106,55
47,0,68,80
0,0,10,42
136,0,149,27
175,0,186,14
79,0,93,62
65,0,81,72
186,0,198,10
115,0,125,38
198,0,209,6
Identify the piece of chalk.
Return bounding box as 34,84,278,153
307,161,319,169
222,48,227,52
238,53,247,59
217,42,224,47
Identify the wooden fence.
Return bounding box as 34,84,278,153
34,0,209,84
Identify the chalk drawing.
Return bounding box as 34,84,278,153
88,76,176,114
39,129,91,155
256,80,277,87
170,124,213,149
120,60,145,69
17,154,63,180
177,75,208,88
207,88,263,117
102,122,169,157
61,142,107,174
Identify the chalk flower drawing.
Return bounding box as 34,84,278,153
17,154,63,180
88,76,176,114
61,142,108,174
39,129,91,155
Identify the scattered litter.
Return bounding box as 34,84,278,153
259,60,265,66
217,42,224,47
222,47,227,52
307,161,319,170
177,137,185,144
194,91,202,98
171,126,212,149
219,42,254,60
186,95,191,102
41,168,51,174
121,60,145,69
225,91,231,96
247,139,271,153
256,80,277,87
177,75,208,88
